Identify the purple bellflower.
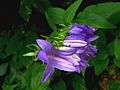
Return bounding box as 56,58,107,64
63,24,98,71
36,39,84,82
36,24,98,83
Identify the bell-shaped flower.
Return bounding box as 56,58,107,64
36,39,80,82
67,24,99,43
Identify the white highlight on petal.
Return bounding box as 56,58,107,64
58,46,71,50
64,40,87,43
63,43,87,47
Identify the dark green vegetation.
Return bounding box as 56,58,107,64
0,0,120,90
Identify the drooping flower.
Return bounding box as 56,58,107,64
36,39,84,82
63,24,98,71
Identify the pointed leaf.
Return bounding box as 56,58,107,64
64,0,83,23
45,7,65,30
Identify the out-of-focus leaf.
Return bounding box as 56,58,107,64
114,39,120,60
76,2,120,25
108,80,120,90
93,50,109,75
2,84,18,90
25,31,38,45
72,74,87,90
45,7,65,30
0,63,8,76
4,67,16,84
33,0,51,13
94,30,106,49
19,0,32,22
76,13,116,29
114,39,120,67
52,79,66,90
106,41,114,56
26,63,50,90
5,30,23,56
114,58,120,68
64,0,83,23
0,31,9,59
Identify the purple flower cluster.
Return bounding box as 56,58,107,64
36,24,98,82
63,24,98,72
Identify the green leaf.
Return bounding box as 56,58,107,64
2,84,18,90
93,50,109,75
23,52,36,56
114,39,120,60
52,79,66,90
94,30,106,49
5,30,23,56
108,80,120,90
33,0,51,13
0,31,9,59
0,63,8,76
19,0,32,22
106,41,114,56
114,58,120,68
76,2,120,25
76,13,116,29
28,63,50,90
4,67,16,84
45,7,65,30
72,75,87,90
64,0,83,23
25,31,38,45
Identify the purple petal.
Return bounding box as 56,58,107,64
49,57,77,72
76,48,85,54
79,60,89,67
87,36,99,42
38,50,48,63
66,35,85,40
58,47,77,56
75,65,81,73
64,40,87,43
59,55,80,66
36,39,54,52
42,64,54,83
63,40,87,47
69,26,83,34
